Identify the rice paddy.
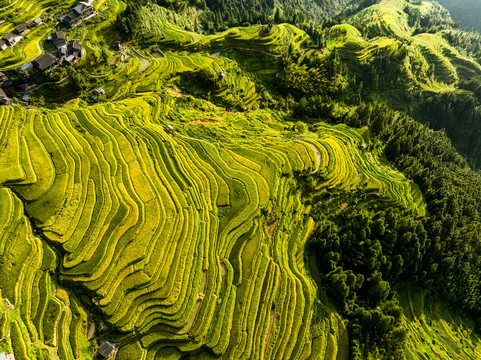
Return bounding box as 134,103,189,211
0,94,426,358
0,0,480,358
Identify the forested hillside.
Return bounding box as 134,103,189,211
2,0,481,359
436,0,481,31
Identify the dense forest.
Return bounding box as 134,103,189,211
121,0,357,36
305,101,481,358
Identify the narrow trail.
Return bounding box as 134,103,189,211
0,0,19,11
298,140,322,174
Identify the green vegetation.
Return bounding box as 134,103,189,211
0,94,422,358
2,0,481,359
436,0,481,32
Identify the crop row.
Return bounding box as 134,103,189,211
0,100,373,358
312,123,425,216
0,187,90,359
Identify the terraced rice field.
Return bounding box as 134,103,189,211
0,186,91,359
0,95,423,358
398,286,481,359
135,4,308,54
329,0,481,90
97,49,261,108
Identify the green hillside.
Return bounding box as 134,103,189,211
0,94,423,358
1,0,481,359
436,0,481,31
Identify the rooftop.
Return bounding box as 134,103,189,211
98,341,116,358
20,62,33,71
73,1,93,15
68,40,82,52
15,23,28,32
33,53,58,70
52,31,67,41
0,353,15,360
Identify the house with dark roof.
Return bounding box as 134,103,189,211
64,1,97,27
0,89,12,106
15,22,28,35
96,341,116,358
2,33,16,46
68,40,82,58
32,53,58,71
0,40,7,51
51,31,67,49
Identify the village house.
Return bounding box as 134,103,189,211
51,31,67,49
68,40,82,58
0,89,12,106
96,341,116,358
33,17,43,27
33,53,59,71
20,62,33,71
0,40,7,51
64,1,97,28
19,84,36,92
2,33,16,46
63,54,76,66
15,22,28,35
92,88,105,96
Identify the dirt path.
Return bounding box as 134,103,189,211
298,140,321,174
264,309,276,359
176,269,207,334
0,0,18,10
